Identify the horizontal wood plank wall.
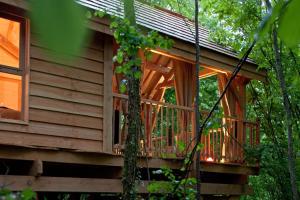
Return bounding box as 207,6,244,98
0,32,106,152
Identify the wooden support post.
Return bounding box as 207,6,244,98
103,35,114,153
29,160,43,177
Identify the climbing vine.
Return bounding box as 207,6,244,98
90,10,173,91
90,9,173,199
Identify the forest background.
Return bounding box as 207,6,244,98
145,1,300,199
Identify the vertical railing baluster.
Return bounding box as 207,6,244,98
119,99,123,148
219,128,222,162
160,106,163,156
176,109,181,153
153,104,157,157
166,106,169,154
172,107,174,152
256,119,260,146
143,102,146,155
250,125,253,147
234,119,237,161
212,130,215,162
149,103,153,154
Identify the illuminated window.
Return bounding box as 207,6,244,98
0,12,27,121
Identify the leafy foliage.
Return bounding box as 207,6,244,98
0,188,36,200
278,0,300,47
111,17,173,76
148,167,196,200
147,0,300,199
31,0,88,56
89,10,173,93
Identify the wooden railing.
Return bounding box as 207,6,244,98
112,93,260,165
200,117,260,164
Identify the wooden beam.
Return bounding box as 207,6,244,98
201,183,253,195
219,75,243,112
199,68,218,79
0,0,29,10
0,146,183,169
156,79,174,88
0,146,258,175
150,47,267,82
0,32,19,59
200,162,259,175
144,61,171,74
103,36,113,153
29,160,43,177
155,67,174,89
0,175,253,195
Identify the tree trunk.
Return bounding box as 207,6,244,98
272,27,299,200
194,0,202,200
122,0,141,199
122,75,141,199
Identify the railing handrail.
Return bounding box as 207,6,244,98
112,93,260,165
222,115,258,125
113,93,258,125
113,92,194,111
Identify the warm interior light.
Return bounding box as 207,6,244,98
206,157,214,162
0,17,20,68
0,72,22,111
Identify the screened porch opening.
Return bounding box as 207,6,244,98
112,51,259,166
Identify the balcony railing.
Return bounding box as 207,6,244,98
112,93,260,165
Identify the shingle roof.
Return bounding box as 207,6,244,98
78,0,244,62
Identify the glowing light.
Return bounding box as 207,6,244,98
206,157,214,162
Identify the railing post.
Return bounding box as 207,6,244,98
256,119,260,146
103,36,113,154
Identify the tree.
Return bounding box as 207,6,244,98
121,0,142,199
148,0,300,199
117,1,172,198
194,0,202,199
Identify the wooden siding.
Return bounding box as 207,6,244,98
0,32,106,152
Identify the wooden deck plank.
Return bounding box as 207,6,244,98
0,145,258,174
0,175,253,195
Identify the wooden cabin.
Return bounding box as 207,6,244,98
0,0,265,199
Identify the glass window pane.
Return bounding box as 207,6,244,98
0,72,22,120
0,17,20,68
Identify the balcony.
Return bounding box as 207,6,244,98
112,93,260,166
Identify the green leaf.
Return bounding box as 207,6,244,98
116,52,124,63
86,11,92,19
196,143,204,151
134,71,142,79
94,10,106,18
177,140,186,152
257,1,285,40
115,66,123,74
110,21,119,29
31,0,88,56
120,83,127,93
21,188,36,200
278,0,300,47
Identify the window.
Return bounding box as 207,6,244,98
0,12,28,121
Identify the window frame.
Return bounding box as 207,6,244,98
0,11,29,123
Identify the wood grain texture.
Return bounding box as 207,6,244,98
0,175,253,195
0,131,103,151
0,31,105,152
103,35,113,153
